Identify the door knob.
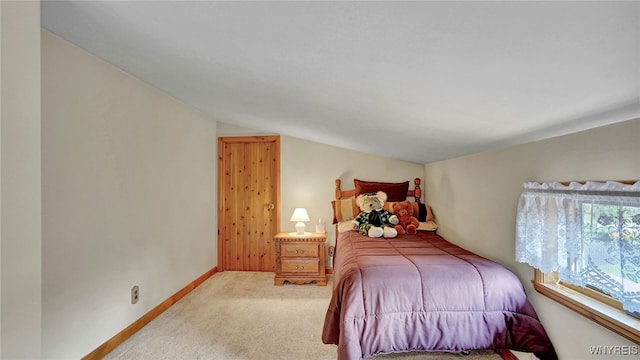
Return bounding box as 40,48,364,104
266,203,275,210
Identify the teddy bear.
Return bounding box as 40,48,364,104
392,200,420,235
353,191,399,238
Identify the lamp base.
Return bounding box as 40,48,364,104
294,221,306,235
289,221,310,236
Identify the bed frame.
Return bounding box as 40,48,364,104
334,178,422,203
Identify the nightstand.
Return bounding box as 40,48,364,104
274,232,327,286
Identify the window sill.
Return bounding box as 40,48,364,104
533,279,640,343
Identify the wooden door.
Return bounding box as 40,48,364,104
218,136,280,271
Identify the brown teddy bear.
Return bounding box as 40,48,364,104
392,200,420,235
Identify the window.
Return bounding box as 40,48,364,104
581,201,640,315
515,181,640,343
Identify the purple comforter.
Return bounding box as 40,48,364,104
322,230,557,360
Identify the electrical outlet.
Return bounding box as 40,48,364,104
131,285,139,304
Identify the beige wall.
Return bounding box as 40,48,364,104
0,1,42,358
218,123,426,255
39,28,423,359
425,117,640,359
41,30,217,358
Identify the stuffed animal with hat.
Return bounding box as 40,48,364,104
353,191,399,238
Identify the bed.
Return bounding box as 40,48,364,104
322,178,558,360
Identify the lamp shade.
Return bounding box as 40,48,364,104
290,208,310,222
290,208,310,235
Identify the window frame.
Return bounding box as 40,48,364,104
533,269,640,343
521,180,640,343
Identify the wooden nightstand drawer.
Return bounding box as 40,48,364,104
280,243,319,258
281,259,319,273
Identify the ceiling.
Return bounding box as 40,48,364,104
41,1,640,164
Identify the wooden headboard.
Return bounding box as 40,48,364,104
335,178,422,203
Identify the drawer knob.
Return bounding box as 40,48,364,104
295,266,305,270
296,250,305,254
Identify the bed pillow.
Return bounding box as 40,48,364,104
331,199,361,224
354,179,410,202
418,202,435,222
337,220,357,232
417,203,436,230
417,203,427,221
417,221,438,231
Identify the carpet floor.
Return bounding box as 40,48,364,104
104,271,504,360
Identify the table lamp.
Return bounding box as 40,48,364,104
290,208,310,235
